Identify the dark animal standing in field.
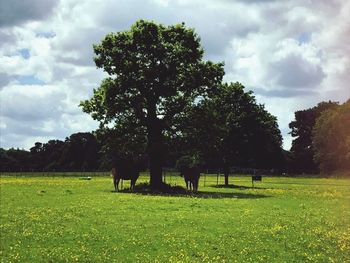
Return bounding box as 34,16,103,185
182,167,200,192
111,161,140,191
252,172,262,188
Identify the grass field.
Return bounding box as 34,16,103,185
0,174,349,262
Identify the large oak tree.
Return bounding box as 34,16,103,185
80,20,224,189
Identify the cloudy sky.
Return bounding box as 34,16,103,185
0,0,349,150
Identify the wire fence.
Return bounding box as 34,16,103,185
0,171,262,190
162,170,231,187
0,171,111,177
1,168,340,182
0,170,252,186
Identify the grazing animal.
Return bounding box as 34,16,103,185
111,160,139,191
251,174,262,188
182,167,200,192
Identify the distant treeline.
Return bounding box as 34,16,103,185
0,131,282,173
1,133,102,172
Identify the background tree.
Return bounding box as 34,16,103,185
80,20,224,189
29,140,65,171
95,117,147,171
29,142,45,170
178,82,284,185
289,101,338,173
0,148,31,171
312,100,350,173
60,133,100,171
42,140,65,170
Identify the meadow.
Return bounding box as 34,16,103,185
0,174,349,262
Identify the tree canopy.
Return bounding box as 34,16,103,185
60,133,100,171
312,100,350,173
178,82,284,184
288,101,338,173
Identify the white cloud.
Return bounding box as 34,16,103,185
0,0,349,150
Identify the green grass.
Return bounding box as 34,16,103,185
0,174,349,262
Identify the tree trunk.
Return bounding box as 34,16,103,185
147,106,163,189
224,172,229,186
149,142,163,189
224,166,229,186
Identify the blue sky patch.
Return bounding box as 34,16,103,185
36,31,56,38
19,48,30,59
297,32,311,44
17,75,45,85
